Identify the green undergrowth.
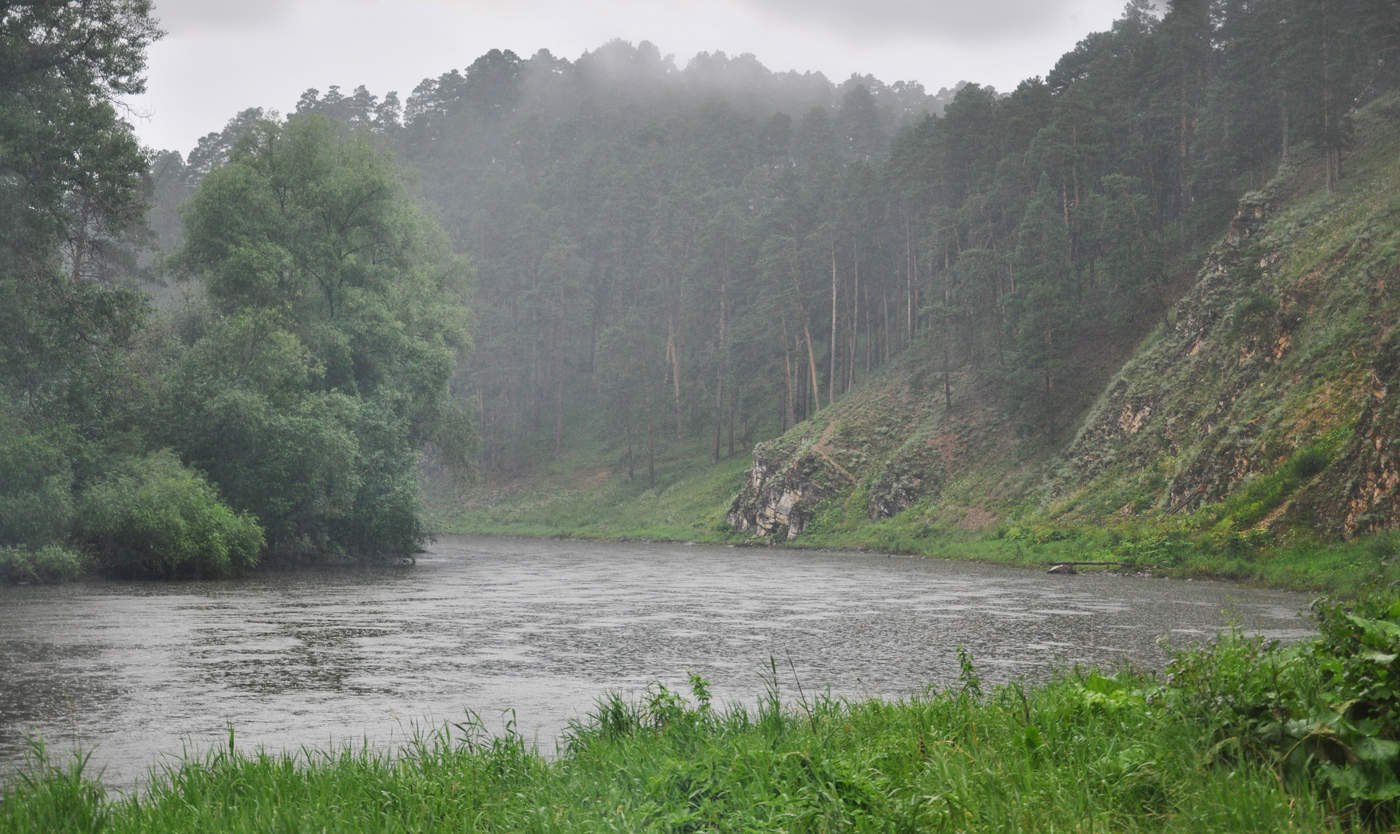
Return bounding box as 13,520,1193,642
10,600,1400,832
444,443,1400,597
439,443,752,542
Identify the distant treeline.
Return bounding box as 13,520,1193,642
154,0,1395,476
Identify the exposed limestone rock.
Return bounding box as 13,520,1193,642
727,437,842,540
1050,177,1305,514
1293,331,1400,537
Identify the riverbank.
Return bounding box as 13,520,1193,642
434,447,1400,598
6,601,1397,832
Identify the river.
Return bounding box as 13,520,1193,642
0,535,1311,790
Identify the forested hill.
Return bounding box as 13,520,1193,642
146,2,1400,554
729,92,1400,559
150,42,960,475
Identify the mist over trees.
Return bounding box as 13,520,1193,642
166,0,1391,478
5,0,1397,579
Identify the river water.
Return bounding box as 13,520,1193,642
0,535,1311,790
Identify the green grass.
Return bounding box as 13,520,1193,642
438,443,752,542
0,650,1373,833
440,437,1400,597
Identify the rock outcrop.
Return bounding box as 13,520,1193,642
727,434,843,539
729,99,1400,545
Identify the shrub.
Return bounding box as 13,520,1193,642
77,450,264,579
0,417,74,549
0,545,90,584
1166,598,1400,826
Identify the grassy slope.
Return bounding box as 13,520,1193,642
444,95,1400,597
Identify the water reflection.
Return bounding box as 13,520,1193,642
0,536,1311,788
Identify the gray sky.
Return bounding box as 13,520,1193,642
122,0,1132,154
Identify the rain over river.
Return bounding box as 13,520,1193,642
0,535,1312,789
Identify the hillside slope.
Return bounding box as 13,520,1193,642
730,95,1400,551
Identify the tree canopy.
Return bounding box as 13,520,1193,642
169,114,473,561
0,5,474,577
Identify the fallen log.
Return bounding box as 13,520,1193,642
1044,561,1128,567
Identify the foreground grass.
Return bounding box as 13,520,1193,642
0,652,1371,833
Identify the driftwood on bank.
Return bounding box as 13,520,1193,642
1046,561,1128,567
1046,560,1131,575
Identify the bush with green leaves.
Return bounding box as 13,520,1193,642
77,450,264,579
0,416,75,550
0,545,90,584
1165,597,1400,827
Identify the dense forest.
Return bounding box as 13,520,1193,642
153,0,1400,482
3,0,1399,582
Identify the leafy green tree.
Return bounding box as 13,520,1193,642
172,114,472,561
0,0,160,420
0,0,161,578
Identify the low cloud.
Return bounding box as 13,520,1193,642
739,0,1103,42
153,0,299,35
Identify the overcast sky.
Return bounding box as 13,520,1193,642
122,0,1133,155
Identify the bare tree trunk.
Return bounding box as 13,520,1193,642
863,283,871,376
904,219,914,347
553,366,564,455
666,317,682,440
1322,0,1339,192
553,315,564,455
624,413,634,480
943,269,952,410
70,193,90,283
803,324,821,414
782,318,795,431
713,263,728,463
645,384,655,488
943,338,953,411
881,291,890,364
1071,122,1081,212
849,241,859,392
787,246,822,412
828,240,838,404
727,385,736,458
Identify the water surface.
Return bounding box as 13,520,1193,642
0,535,1311,788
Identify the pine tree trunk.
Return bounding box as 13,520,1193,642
863,283,871,376
782,318,795,431
713,266,727,464
849,242,859,392
625,413,634,481
905,220,914,346
828,240,838,403
727,385,736,458
553,316,564,455
881,291,890,364
803,323,821,413
666,317,683,440
645,385,655,488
